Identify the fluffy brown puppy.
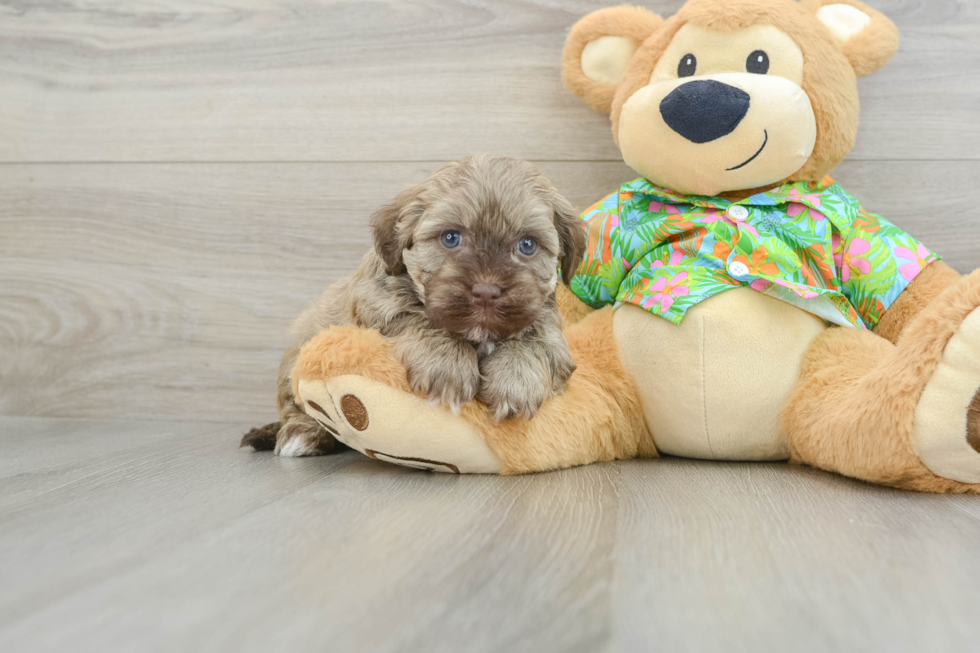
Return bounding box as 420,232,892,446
242,154,586,457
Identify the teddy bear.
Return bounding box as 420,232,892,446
287,0,980,493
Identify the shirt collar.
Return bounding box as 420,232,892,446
621,176,837,209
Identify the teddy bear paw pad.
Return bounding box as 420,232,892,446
914,306,980,483
296,375,501,474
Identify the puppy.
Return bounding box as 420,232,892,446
242,154,587,457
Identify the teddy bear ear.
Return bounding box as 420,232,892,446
806,0,900,77
561,5,664,114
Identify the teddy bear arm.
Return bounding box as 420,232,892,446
556,284,596,327
478,306,653,474
873,261,961,344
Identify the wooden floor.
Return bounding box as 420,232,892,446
1,416,979,653
3,1,980,650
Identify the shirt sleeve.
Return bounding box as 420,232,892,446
570,191,626,308
834,199,941,330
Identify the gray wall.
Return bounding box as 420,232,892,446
2,0,978,422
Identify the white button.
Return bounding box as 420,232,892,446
727,205,749,221
728,261,750,277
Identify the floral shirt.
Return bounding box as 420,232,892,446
570,177,938,329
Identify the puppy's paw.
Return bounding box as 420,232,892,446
400,337,481,413
479,338,576,421
479,368,551,422
478,355,551,422
274,417,338,457
547,342,577,395
240,421,281,451
411,361,481,414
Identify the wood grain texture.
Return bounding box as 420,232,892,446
0,160,633,422
0,0,978,163
1,417,978,653
3,160,979,422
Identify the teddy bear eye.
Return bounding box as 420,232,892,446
747,50,770,74
677,54,697,78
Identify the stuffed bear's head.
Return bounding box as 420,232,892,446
562,0,899,197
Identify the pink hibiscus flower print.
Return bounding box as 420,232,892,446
641,272,690,312
651,249,685,269
786,202,826,221
647,200,682,214
698,207,759,238
834,238,872,283
694,207,722,222
787,187,822,210
894,243,935,281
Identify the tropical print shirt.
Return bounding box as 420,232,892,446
570,177,938,329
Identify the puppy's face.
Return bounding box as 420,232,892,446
405,185,561,342
373,155,585,342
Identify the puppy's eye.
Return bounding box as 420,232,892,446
441,230,462,249
747,50,769,74
677,54,697,78
517,237,537,256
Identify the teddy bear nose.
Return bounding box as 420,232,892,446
660,80,751,144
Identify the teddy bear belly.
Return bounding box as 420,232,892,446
613,288,828,461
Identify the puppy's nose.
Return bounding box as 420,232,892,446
470,283,502,307
659,80,750,144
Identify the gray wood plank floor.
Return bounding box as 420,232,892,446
2,416,979,653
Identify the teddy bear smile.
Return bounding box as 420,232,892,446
726,129,769,171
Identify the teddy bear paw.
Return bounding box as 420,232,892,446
295,375,501,474
914,306,980,484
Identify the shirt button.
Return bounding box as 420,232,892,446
728,261,750,277
727,205,749,221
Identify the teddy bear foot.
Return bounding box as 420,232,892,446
913,304,980,484
295,375,501,474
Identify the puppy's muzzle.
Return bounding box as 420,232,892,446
660,80,751,144
470,283,502,309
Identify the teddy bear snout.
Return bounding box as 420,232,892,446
659,79,750,144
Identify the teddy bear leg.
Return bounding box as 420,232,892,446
475,307,653,474
783,270,980,492
290,326,502,473
290,308,652,475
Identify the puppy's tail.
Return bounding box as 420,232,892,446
240,422,281,451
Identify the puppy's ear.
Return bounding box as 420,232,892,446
371,186,425,276
546,188,586,286
562,6,664,114
805,0,899,77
